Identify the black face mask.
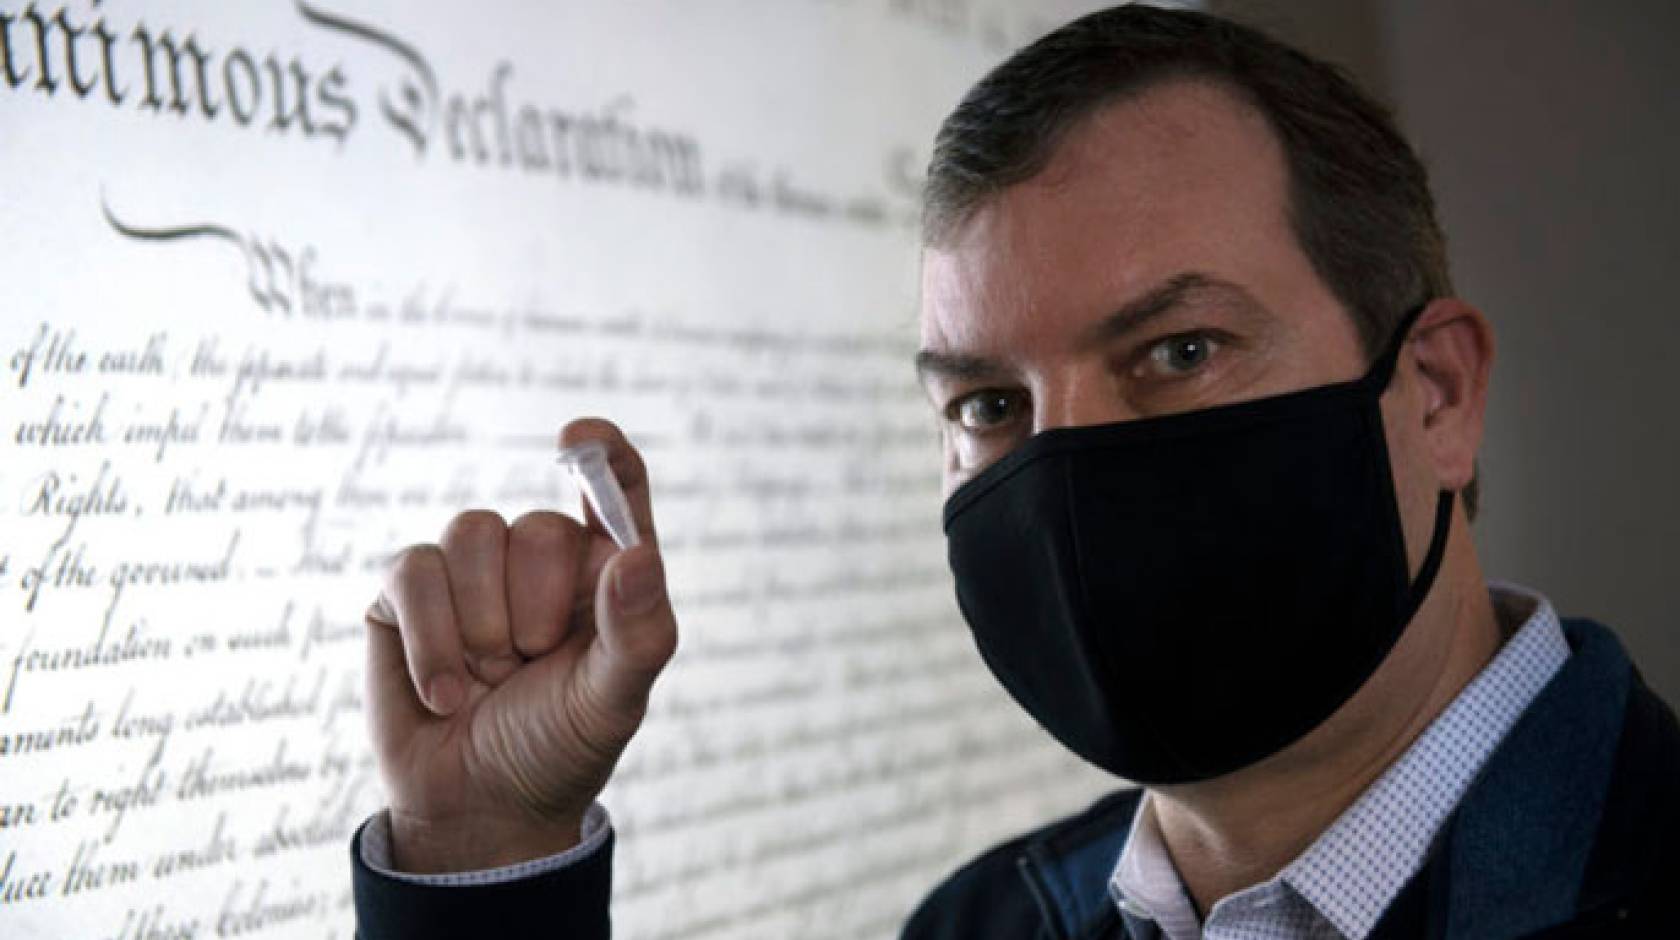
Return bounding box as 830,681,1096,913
942,307,1453,785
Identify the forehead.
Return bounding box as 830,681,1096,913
920,79,1307,355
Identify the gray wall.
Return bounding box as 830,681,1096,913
1210,0,1680,704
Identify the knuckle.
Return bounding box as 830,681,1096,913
442,509,507,549
509,510,583,556
387,543,445,587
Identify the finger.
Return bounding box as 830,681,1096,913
575,527,626,627
365,597,431,745
581,543,678,715
383,544,468,716
558,418,659,546
440,510,516,683
506,510,587,658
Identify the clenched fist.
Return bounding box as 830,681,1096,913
363,418,678,872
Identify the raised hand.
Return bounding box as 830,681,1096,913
363,418,678,872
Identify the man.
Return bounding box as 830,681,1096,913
351,6,1680,938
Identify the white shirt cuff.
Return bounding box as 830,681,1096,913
359,802,612,886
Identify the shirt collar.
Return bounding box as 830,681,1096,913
1109,583,1570,939
1110,793,1202,938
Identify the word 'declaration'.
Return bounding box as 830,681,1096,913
0,1,705,196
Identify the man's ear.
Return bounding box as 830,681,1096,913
1407,297,1495,493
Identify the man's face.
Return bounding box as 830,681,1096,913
916,78,1491,785
918,80,1371,496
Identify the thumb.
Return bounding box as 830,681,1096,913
584,543,678,715
364,597,433,746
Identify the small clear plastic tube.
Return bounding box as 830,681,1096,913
556,440,642,550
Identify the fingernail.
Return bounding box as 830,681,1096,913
428,674,463,715
366,595,397,625
614,549,662,616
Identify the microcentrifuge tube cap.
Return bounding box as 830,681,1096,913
556,439,642,551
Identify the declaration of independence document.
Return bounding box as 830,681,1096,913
0,2,1118,936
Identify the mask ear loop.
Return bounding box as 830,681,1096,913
1360,300,1432,392
1401,492,1455,625
1367,300,1457,623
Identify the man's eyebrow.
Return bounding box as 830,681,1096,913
913,271,1259,383
913,348,1008,383
1074,271,1259,348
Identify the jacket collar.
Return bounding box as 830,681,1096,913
1014,617,1634,940
1019,788,1141,939
1433,617,1631,939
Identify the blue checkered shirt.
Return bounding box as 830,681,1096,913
1108,583,1570,940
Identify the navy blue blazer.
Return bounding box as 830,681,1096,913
351,619,1680,939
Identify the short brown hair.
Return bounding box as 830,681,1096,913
923,4,1477,515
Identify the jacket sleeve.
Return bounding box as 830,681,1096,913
350,816,614,940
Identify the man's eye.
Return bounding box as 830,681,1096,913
949,389,1025,432
1144,333,1219,376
